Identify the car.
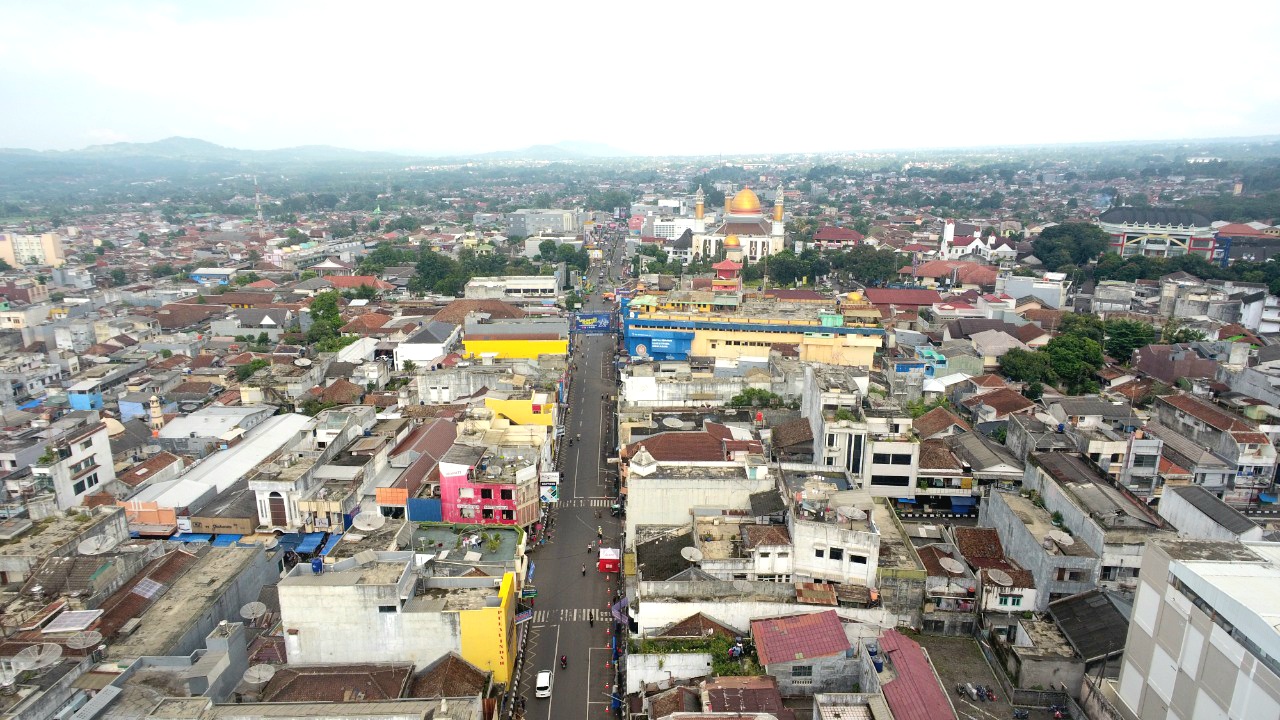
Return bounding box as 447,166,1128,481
534,669,553,698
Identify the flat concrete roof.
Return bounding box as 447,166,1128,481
406,585,499,613
284,560,407,588
0,506,121,559
109,547,263,659
1001,492,1096,559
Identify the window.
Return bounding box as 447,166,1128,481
482,508,495,519
998,595,1022,607
378,605,397,613
791,666,812,677
72,473,98,496
79,440,92,452
758,552,771,558
500,489,513,500
814,549,825,559
873,453,891,464
501,509,514,521
849,554,867,565
828,548,844,561
827,434,837,448
777,552,789,558
480,488,493,499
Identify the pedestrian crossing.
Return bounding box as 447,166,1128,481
532,608,605,623
556,498,614,508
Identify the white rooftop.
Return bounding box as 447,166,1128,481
1175,541,1280,669
158,406,274,441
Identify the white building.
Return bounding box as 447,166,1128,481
463,275,559,304
1158,485,1265,543
1115,540,1280,720
30,421,117,509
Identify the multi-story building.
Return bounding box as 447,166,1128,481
1099,208,1215,260
31,420,118,509
461,315,569,360
996,271,1072,309
463,275,560,304
0,277,50,304
279,552,518,682
0,232,66,267
0,353,66,408
1154,394,1277,506
506,208,580,237
438,443,540,528
1113,540,1280,720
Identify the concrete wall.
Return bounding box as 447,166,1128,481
625,471,773,549
790,519,880,586
1158,488,1264,542
625,653,714,694
635,580,894,637
980,492,1098,610
165,547,278,659
768,653,857,696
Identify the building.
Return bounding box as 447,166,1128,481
1099,207,1215,260
690,186,786,264
1114,540,1280,720
393,321,462,371
156,405,278,458
1158,485,1264,542
506,208,580,236
0,232,65,267
996,271,1072,309
189,268,238,285
461,315,569,360
463,275,559,304
438,443,540,528
31,421,118,509
623,297,883,366
1153,394,1276,506
279,552,517,683
751,610,855,695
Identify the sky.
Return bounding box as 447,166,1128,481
2,1,1279,157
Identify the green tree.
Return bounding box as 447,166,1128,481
728,388,783,407
1032,222,1109,269
299,270,318,281
235,358,269,382
1162,317,1207,344
1043,334,1104,394
109,269,128,286
998,347,1056,384
1102,319,1156,362
256,332,270,346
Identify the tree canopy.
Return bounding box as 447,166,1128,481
1032,222,1110,270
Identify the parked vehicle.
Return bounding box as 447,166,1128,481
535,670,553,698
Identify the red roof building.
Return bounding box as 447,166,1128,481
863,287,944,309
751,610,850,665
325,275,395,291
814,226,866,244
877,629,954,720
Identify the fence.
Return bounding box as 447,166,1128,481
974,633,1069,708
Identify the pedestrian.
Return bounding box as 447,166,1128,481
581,563,586,576
597,526,603,540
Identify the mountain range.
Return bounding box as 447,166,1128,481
0,136,635,165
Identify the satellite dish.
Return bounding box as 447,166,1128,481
242,664,277,686
15,643,62,671
989,569,1014,587
240,601,268,621
352,511,386,532
680,547,703,563
837,506,868,521
661,417,684,430
262,537,279,550
66,630,103,650
78,536,118,556
1049,530,1074,547
938,557,965,575
733,579,751,592
294,358,312,367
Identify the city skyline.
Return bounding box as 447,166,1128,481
1,1,1278,156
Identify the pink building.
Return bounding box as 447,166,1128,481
438,444,540,527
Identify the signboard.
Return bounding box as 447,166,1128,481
521,588,538,598
540,484,559,503
515,609,534,625
573,312,615,335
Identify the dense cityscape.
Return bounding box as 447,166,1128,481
2,5,1280,720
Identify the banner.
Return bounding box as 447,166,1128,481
610,595,629,625
515,609,534,625
573,312,615,335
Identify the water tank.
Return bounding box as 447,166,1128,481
311,558,324,575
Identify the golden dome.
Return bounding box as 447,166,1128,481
727,188,762,214
723,234,741,247
846,291,863,303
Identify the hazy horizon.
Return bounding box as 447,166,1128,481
2,1,1278,156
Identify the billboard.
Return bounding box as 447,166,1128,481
573,312,615,335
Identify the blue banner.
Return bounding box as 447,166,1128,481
573,312,616,335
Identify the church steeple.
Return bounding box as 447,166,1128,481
773,185,785,222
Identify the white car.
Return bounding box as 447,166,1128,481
534,669,553,698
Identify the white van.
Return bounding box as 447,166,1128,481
535,669,553,698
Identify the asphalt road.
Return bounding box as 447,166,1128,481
520,236,627,720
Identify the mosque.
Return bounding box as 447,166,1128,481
690,185,786,264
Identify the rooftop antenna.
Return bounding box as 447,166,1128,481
14,643,63,673
66,630,103,651
242,664,277,687
240,601,268,622
254,175,264,230
352,511,386,532
78,536,118,556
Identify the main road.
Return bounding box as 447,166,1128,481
518,234,629,720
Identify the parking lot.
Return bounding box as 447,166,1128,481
915,634,1057,720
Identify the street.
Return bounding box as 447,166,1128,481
518,234,628,720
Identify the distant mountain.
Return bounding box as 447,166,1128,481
472,141,633,161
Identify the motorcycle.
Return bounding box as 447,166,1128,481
1012,710,1030,720
560,655,567,669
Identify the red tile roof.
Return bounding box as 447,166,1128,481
626,432,725,462
913,407,969,439
751,610,850,665
117,452,182,487
878,629,954,720
814,226,865,242
325,275,396,291
863,287,944,308
260,663,414,702
1159,394,1252,432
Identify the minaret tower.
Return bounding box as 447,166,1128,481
148,395,165,435
694,185,706,234
254,176,266,238
773,184,785,223
772,184,785,253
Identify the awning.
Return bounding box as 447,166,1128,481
18,398,43,410
296,532,327,555
277,533,303,551
170,533,212,543
951,496,977,508
319,534,343,556
896,497,917,504
211,534,243,547
1262,493,1278,504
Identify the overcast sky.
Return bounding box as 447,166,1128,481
2,1,1278,156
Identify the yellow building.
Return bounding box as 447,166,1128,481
458,571,517,683
484,392,557,426
624,299,884,367
462,337,569,360
462,316,570,360
0,232,65,267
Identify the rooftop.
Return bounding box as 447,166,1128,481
1048,590,1130,662
109,547,262,659
406,584,501,613
1000,492,1097,558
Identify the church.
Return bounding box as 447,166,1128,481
690,185,787,264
